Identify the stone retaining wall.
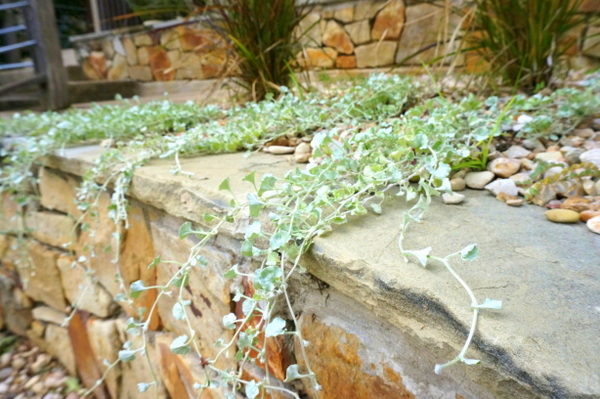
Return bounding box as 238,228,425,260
1,147,599,399
71,0,600,82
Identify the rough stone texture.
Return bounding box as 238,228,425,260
86,318,121,399
68,311,110,399
149,47,175,81
76,190,122,299
35,146,600,399
346,20,371,45
297,12,322,47
0,273,32,335
322,20,354,55
137,46,150,66
155,333,221,399
333,5,355,23
355,1,386,20
31,306,66,325
177,27,222,52
39,168,81,217
371,0,405,40
150,215,235,368
133,33,153,47
335,55,357,69
355,41,397,67
297,290,462,399
116,319,167,399
44,324,76,375
56,254,116,318
303,190,600,399
160,29,180,50
24,211,76,250
395,3,447,64
175,53,205,80
16,241,66,311
129,65,153,81
120,204,161,330
297,47,337,69
0,193,22,233
122,36,138,65
107,54,129,81
82,52,107,80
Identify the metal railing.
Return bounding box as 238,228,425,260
0,0,69,109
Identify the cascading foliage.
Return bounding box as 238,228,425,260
0,74,599,398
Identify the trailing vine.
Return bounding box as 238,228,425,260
0,73,599,398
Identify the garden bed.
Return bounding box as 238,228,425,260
0,73,599,398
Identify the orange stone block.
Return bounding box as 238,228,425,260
371,0,406,40
149,46,175,81
177,26,223,53
336,55,357,69
297,314,416,399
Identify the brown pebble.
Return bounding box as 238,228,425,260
561,197,592,213
545,209,580,223
580,210,600,222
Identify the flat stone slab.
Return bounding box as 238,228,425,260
44,146,600,398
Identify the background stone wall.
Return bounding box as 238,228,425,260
72,0,600,82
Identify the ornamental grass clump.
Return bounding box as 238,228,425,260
209,0,307,101
469,0,586,92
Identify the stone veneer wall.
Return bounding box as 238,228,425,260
0,147,599,399
72,0,600,83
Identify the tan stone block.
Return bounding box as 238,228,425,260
583,26,600,58
120,205,161,329
87,318,122,399
355,1,386,20
296,12,322,47
297,314,417,399
102,39,115,59
45,324,76,375
122,36,138,65
107,53,129,81
371,0,405,40
150,219,234,368
395,3,447,65
336,55,357,69
25,211,76,249
200,49,229,79
334,5,355,24
31,306,66,325
39,168,81,217
82,51,107,80
297,47,337,69
149,47,175,81
129,65,153,81
160,29,180,50
56,254,116,318
167,50,181,64
138,46,150,66
134,33,153,46
175,53,204,80
155,333,220,398
69,312,111,399
76,191,122,299
177,26,223,53
0,193,23,233
0,274,33,335
355,41,397,67
322,20,354,54
116,319,168,399
16,241,66,311
345,20,371,45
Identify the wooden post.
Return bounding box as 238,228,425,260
23,0,69,110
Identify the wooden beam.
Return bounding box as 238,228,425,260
22,0,70,110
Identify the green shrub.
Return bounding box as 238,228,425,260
209,0,307,101
469,0,586,92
